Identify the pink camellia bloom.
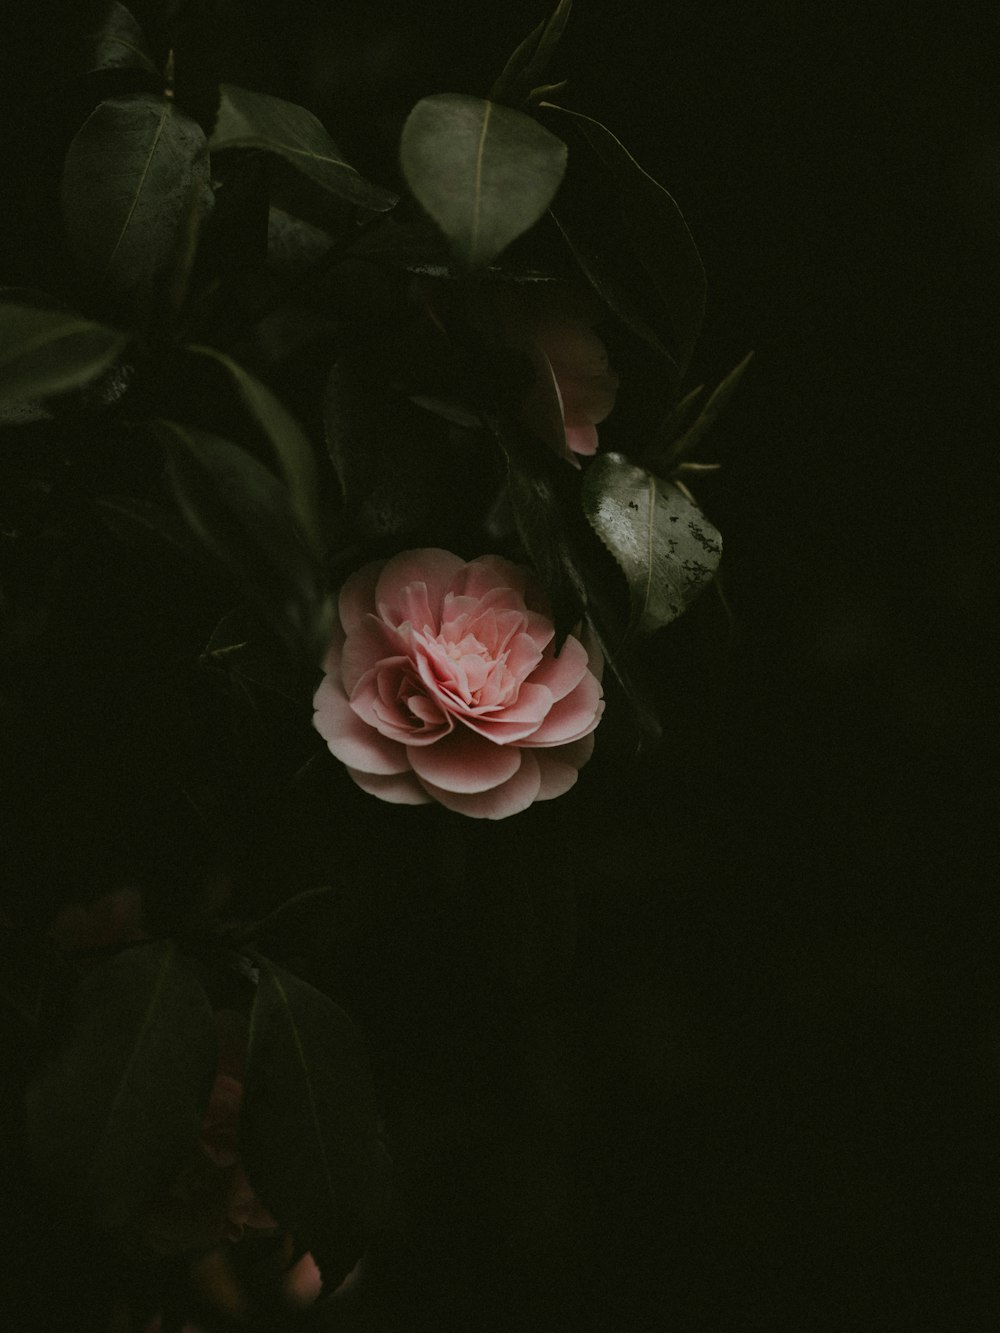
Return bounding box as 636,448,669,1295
481,283,619,465
313,548,604,819
532,313,619,462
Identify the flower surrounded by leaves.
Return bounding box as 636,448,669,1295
0,0,750,1327
313,548,604,817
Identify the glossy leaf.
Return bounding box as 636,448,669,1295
490,0,573,107
185,345,323,556
0,301,129,408
61,94,212,306
543,104,705,371
210,84,397,213
582,452,722,636
76,3,159,76
241,958,386,1291
24,941,217,1229
155,420,333,657
400,94,567,269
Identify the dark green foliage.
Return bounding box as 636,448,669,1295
0,4,739,1322
544,101,709,375
74,2,159,78
184,345,324,556
61,93,212,318
582,452,722,636
241,957,388,1291
490,0,574,108
488,410,588,642
651,350,754,467
400,94,567,269
0,298,129,408
25,942,217,1230
156,420,334,660
211,83,397,213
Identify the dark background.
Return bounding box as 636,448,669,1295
3,1,999,1328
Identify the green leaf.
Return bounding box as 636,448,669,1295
76,3,159,77
655,351,754,467
656,381,706,450
0,925,66,1032
24,941,217,1229
241,959,387,1291
486,412,586,643
582,452,721,636
490,0,573,107
323,358,491,547
154,420,333,658
486,416,662,744
547,210,679,374
542,104,706,372
93,493,206,561
400,94,567,270
61,94,212,308
210,84,397,213
185,346,323,557
0,301,129,408
266,206,334,277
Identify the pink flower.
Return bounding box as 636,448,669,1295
313,548,604,819
479,283,619,465
532,313,619,462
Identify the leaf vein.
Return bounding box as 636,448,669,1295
642,472,656,623
271,970,339,1215
101,101,171,286
85,944,173,1193
0,321,109,371
470,101,492,264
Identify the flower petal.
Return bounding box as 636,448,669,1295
461,682,554,742
534,732,596,800
418,750,542,819
519,672,604,746
339,561,383,634
345,766,432,805
535,318,611,380
313,675,411,774
529,634,590,701
448,554,528,603
552,731,596,769
321,624,345,676
350,660,453,746
407,726,523,793
563,422,599,457
534,751,581,801
340,616,406,695
560,368,619,427
375,548,465,626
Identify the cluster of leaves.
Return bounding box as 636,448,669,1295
10,913,385,1322
0,0,746,1321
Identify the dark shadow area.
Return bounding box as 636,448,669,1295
1,2,996,1328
